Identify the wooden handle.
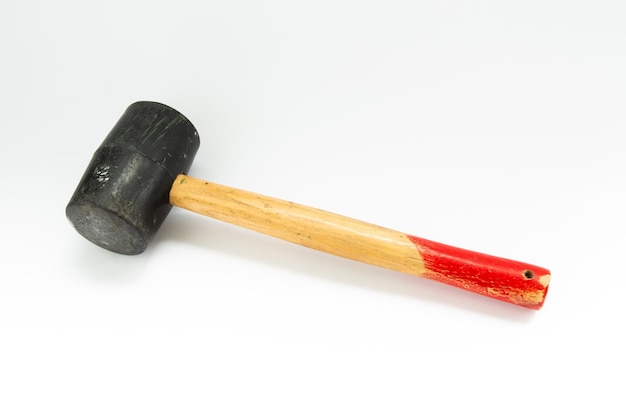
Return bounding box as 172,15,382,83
169,174,550,309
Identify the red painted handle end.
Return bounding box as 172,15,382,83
408,235,550,309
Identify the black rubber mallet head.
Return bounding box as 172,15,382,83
66,101,550,309
66,102,200,255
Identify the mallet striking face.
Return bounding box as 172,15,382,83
67,102,551,309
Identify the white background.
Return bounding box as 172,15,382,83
1,1,625,415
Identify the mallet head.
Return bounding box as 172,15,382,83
66,101,200,255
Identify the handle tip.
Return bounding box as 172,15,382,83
408,235,551,310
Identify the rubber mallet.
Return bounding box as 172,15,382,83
66,101,550,309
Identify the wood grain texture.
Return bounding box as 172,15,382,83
170,175,426,276
170,174,550,309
